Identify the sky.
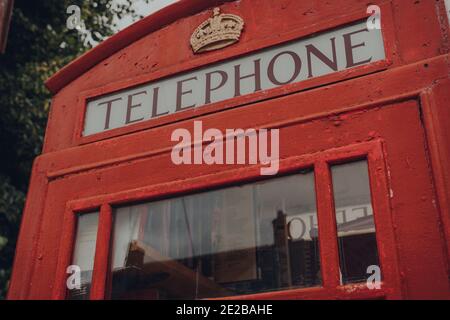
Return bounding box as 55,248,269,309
114,0,179,31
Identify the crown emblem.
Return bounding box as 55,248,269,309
190,8,244,54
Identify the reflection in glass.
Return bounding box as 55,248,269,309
109,170,320,299
67,212,99,300
331,160,380,284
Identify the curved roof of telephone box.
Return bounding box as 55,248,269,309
45,0,231,94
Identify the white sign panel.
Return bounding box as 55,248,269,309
84,21,385,136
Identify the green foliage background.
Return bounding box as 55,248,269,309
0,0,147,299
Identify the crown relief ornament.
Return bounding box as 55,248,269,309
190,7,245,54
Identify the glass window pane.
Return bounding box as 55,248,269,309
110,170,320,299
67,212,99,300
331,160,380,284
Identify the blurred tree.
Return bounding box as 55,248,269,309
0,0,148,299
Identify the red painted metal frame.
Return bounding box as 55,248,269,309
8,0,450,300
45,0,231,94
0,0,14,53
90,204,113,300
9,59,450,299
51,140,402,300
52,205,78,300
419,88,450,272
52,204,112,300
73,2,397,145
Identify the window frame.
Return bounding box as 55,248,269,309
53,139,403,300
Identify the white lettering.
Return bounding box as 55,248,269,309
171,128,192,165
367,265,382,289
66,265,81,290
171,121,280,176
366,5,382,30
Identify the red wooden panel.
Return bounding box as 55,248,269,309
42,0,448,152
90,204,113,300
52,206,77,300
8,0,450,300
50,141,404,300
314,162,340,289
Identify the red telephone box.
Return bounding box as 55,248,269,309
7,0,450,300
